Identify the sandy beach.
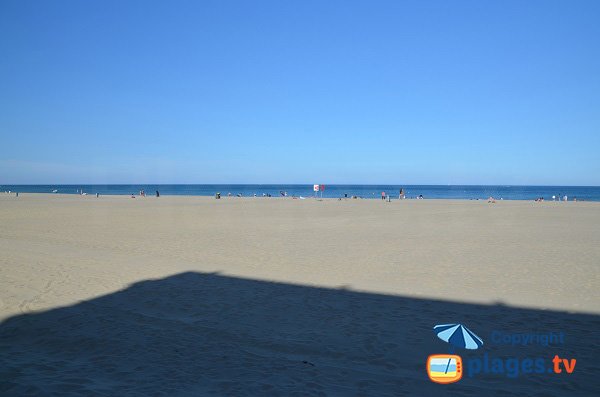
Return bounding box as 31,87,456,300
1,194,599,395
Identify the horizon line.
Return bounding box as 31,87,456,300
2,183,600,188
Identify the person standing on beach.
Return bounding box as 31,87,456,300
381,191,386,200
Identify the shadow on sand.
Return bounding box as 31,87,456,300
1,271,598,396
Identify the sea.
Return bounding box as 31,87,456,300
1,185,599,201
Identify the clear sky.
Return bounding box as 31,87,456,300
1,0,599,185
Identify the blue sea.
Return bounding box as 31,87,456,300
2,185,599,201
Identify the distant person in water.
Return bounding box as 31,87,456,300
399,188,405,200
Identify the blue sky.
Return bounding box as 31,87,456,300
1,0,599,185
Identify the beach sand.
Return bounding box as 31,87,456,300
1,194,599,395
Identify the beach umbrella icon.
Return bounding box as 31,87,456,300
433,323,483,350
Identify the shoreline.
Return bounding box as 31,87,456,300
2,192,599,203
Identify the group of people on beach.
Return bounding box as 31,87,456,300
538,195,577,202
379,188,415,200
212,192,580,202
130,190,159,198
215,188,422,201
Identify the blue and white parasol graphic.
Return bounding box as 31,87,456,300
433,323,483,350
